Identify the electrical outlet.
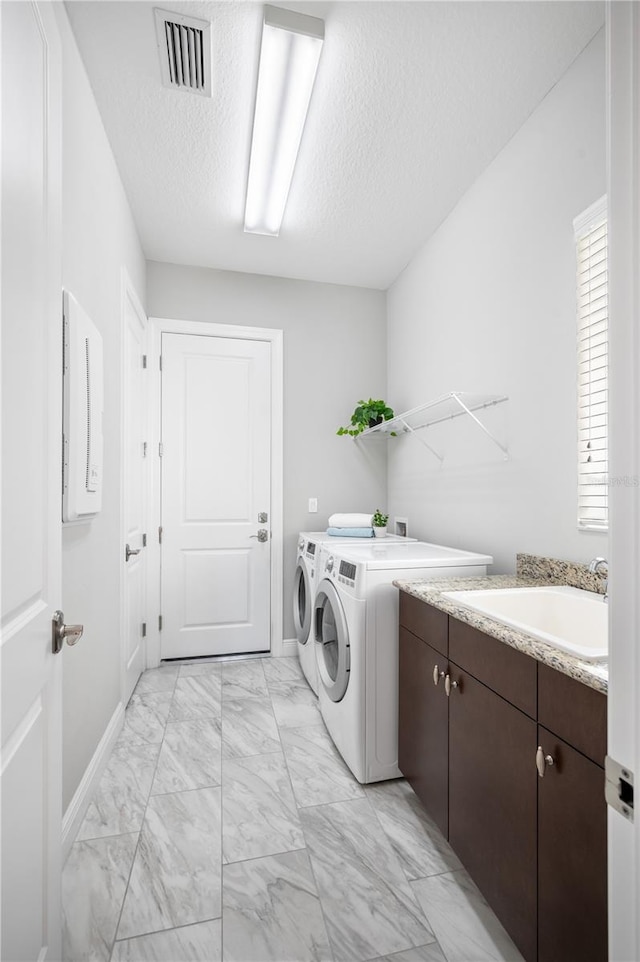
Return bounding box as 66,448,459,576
394,517,408,537
308,497,318,513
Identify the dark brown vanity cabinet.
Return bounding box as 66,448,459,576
398,626,449,835
398,595,449,834
448,666,538,962
398,591,608,962
536,666,608,962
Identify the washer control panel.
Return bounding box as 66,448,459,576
338,560,357,587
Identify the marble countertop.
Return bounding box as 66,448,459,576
394,574,608,695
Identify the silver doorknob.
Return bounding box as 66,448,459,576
125,544,141,561
536,746,555,778
52,610,84,654
249,529,269,542
433,665,445,686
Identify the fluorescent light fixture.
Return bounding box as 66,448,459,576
244,5,324,236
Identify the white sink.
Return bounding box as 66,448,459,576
441,585,608,662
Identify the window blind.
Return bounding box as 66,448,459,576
575,197,608,530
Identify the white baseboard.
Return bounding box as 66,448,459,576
269,634,298,657
279,638,298,657
61,701,125,863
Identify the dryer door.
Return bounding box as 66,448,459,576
293,559,312,644
314,579,350,702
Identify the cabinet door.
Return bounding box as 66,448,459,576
449,617,537,717
537,726,607,962
449,667,537,962
538,663,607,766
399,592,448,656
398,626,449,835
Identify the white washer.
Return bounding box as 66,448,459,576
313,540,493,783
293,531,416,695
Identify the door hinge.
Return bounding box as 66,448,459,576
158,526,163,544
159,355,163,371
142,441,147,458
158,615,163,631
142,354,147,369
62,434,68,492
142,533,147,547
606,756,634,822
159,442,163,458
142,622,147,638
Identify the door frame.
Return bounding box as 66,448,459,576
607,3,640,958
145,317,284,666
119,269,148,701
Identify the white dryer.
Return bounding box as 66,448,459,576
313,541,492,784
293,535,320,693
293,531,415,695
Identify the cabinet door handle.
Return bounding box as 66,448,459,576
444,673,459,697
433,665,445,686
536,745,555,777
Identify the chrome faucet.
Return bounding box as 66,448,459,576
588,557,608,602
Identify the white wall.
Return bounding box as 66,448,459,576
147,261,387,639
387,30,607,571
55,6,146,810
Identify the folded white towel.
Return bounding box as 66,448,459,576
328,512,373,528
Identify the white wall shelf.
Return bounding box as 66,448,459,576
357,391,509,461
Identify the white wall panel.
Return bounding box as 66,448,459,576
386,30,607,571
54,5,146,811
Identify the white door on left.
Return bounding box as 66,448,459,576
1,3,64,959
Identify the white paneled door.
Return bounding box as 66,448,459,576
122,283,148,703
1,3,63,960
160,333,272,658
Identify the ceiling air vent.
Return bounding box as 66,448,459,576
154,8,212,97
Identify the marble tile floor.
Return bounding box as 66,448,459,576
62,656,524,962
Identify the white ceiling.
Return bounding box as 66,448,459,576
66,0,604,290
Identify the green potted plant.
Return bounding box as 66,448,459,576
337,399,395,437
372,509,389,538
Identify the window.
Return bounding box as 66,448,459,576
574,196,608,530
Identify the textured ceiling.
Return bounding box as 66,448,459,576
66,1,604,290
